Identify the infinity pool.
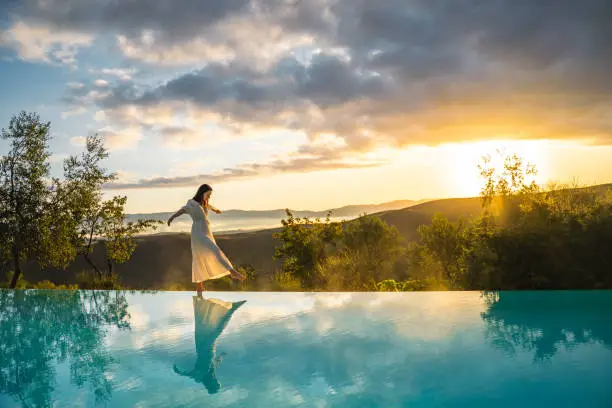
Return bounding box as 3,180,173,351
1,290,611,407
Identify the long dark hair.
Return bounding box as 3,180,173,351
193,184,212,205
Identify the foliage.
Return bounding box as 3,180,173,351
76,271,124,290
0,112,159,288
31,280,79,290
273,209,343,289
0,271,29,289
462,154,612,290
235,264,259,291
377,277,449,291
457,218,498,290
403,150,612,291
340,214,405,288
270,270,303,291
59,134,160,279
274,210,407,291
0,112,54,288
472,184,612,289
416,214,468,285
0,272,79,289
478,149,539,216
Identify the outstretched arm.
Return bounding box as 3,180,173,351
208,204,222,214
168,208,186,226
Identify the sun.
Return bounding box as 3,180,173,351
444,139,551,197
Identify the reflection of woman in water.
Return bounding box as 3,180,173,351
173,296,246,394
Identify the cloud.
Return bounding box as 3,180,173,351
5,0,611,184
76,0,612,153
114,170,138,184
88,53,392,157
93,79,109,88
98,127,143,151
0,21,92,66
69,136,86,147
158,126,204,149
89,67,137,81
67,82,85,89
104,145,383,189
115,34,236,67
61,106,86,119
93,110,106,121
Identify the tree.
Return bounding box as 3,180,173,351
478,149,539,223
1,113,159,288
0,112,54,288
320,214,405,290
343,214,404,269
59,134,159,283
465,151,612,290
417,214,467,285
273,210,343,289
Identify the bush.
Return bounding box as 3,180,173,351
270,270,303,291
76,271,124,290
377,277,450,292
273,210,343,289
31,280,79,290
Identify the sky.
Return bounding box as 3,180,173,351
1,0,612,213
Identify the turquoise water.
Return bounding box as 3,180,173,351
1,290,611,407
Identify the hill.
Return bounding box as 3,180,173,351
378,196,483,241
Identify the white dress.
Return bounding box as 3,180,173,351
182,199,234,283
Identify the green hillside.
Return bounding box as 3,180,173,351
377,197,483,241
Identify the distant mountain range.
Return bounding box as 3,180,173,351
125,199,431,224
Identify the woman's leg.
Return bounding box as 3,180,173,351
195,281,204,297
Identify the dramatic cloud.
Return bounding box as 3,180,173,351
2,0,612,187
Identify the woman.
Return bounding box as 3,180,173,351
167,184,244,295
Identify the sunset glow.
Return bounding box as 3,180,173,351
1,0,611,213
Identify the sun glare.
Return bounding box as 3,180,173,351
444,139,551,197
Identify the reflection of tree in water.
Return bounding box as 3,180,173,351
481,291,612,361
0,290,131,407
173,296,246,394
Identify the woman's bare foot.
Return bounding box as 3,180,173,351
230,269,245,281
